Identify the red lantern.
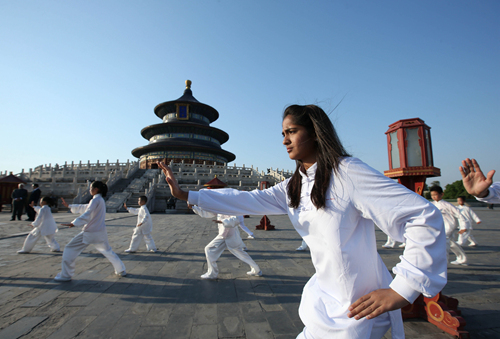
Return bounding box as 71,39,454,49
384,118,440,195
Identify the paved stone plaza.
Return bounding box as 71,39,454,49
0,207,499,338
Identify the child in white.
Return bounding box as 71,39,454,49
430,186,469,265
124,195,157,253
456,196,481,247
18,197,60,253
191,205,261,279
55,181,126,281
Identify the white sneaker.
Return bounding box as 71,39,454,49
17,250,29,254
54,274,71,282
398,243,406,248
247,235,255,239
382,244,394,249
468,243,477,247
124,249,136,253
149,249,158,252
450,260,468,266
247,269,262,277
296,246,307,251
116,271,127,277
200,272,217,280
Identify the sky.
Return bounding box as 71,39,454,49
1,0,499,188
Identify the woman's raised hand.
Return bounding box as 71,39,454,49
460,158,495,198
157,161,189,201
60,197,69,208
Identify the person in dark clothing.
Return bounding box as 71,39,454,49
26,184,42,221
11,184,28,221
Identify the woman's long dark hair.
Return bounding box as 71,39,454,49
284,105,351,209
91,181,108,197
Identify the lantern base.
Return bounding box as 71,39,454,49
402,292,469,338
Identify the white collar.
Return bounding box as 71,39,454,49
298,163,317,182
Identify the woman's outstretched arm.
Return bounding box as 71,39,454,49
158,161,189,201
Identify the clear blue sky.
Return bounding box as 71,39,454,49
1,0,499,188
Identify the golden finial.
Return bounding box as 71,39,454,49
214,175,217,178
185,80,192,89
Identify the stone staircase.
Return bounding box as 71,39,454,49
105,169,147,213
105,169,161,213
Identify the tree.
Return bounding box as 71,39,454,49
443,180,474,199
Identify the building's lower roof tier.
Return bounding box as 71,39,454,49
141,122,229,144
131,142,236,162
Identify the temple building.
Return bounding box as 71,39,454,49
132,80,236,169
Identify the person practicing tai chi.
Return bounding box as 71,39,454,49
18,197,60,254
55,181,126,281
460,158,499,203
429,186,469,266
124,195,157,253
456,196,481,247
189,178,261,279
159,104,447,339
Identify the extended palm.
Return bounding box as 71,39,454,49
157,161,189,201
460,158,495,197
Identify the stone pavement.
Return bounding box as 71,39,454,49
0,207,499,339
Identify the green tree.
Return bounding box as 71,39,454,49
443,180,474,199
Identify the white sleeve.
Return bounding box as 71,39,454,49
469,209,481,223
127,207,140,215
191,205,217,218
72,200,96,227
346,158,447,302
188,184,289,216
476,182,500,204
34,206,42,214
220,216,239,228
32,207,46,228
69,204,89,214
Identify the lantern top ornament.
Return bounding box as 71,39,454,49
384,117,440,195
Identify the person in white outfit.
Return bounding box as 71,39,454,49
18,197,60,253
460,158,500,204
429,186,469,266
456,196,481,247
124,196,157,253
191,204,261,279
159,104,447,339
55,181,126,281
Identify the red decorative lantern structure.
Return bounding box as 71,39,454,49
384,119,469,338
383,118,440,196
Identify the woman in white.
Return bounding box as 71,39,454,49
18,197,60,253
159,104,447,339
56,181,126,281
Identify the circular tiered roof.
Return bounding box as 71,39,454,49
131,80,236,168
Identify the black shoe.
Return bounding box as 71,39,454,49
10,219,15,221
